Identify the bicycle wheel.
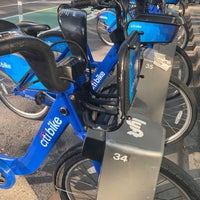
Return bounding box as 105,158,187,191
0,70,49,119
172,46,193,86
54,146,200,200
162,76,197,144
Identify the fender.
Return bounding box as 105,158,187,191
0,54,47,90
97,10,117,33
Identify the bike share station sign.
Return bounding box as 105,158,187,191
88,38,177,199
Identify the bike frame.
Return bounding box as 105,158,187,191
0,41,121,188
0,43,120,189
0,0,177,107
0,83,88,189
0,2,179,194
0,34,119,106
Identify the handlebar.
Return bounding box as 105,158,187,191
71,0,127,29
71,0,118,9
71,0,99,8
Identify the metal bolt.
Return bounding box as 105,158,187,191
60,107,69,116
70,94,75,100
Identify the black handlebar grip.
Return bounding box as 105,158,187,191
71,0,99,8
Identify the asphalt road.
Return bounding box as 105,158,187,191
0,0,68,18
0,1,200,200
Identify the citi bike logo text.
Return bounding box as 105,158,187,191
126,118,146,138
91,71,105,89
40,117,62,147
0,62,11,69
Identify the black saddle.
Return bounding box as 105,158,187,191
0,19,19,32
16,20,50,36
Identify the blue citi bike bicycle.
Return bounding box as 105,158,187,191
96,0,192,88
0,1,197,145
0,0,192,120
0,0,199,199
97,0,190,49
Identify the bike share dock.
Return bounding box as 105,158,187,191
1,3,200,200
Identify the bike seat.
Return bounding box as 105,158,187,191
16,20,50,37
0,19,19,32
57,4,87,63
0,31,72,92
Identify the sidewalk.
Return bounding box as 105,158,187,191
0,176,38,200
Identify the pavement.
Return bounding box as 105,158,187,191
1,3,200,200
0,176,38,200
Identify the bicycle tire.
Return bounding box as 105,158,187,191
163,76,197,144
178,1,185,15
0,70,49,119
173,46,193,86
38,30,63,39
176,15,189,49
179,1,186,16
54,145,200,200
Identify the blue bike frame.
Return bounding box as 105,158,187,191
0,84,86,188
0,34,120,106
0,4,179,189
0,41,121,188
0,41,121,189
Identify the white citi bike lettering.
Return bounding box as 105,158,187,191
40,117,62,147
91,71,105,89
0,62,11,69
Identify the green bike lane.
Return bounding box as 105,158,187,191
4,6,96,29
4,7,58,28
